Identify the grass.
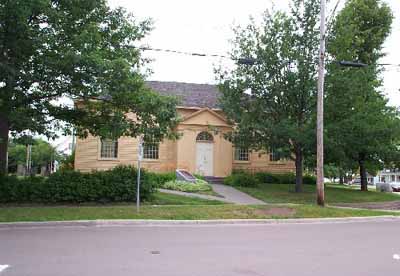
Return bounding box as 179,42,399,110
237,183,400,204
145,192,224,205
0,192,224,208
2,185,400,223
0,203,398,222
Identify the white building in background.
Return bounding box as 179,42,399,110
355,170,400,186
376,169,400,184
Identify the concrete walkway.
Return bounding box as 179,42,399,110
158,188,233,203
159,184,265,205
211,184,266,205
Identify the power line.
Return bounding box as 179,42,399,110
326,0,342,28
138,46,230,59
135,46,400,68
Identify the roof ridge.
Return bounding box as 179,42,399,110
145,80,220,109
146,80,217,86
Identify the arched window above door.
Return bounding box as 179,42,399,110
196,131,213,142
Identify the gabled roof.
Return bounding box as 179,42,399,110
180,107,231,127
146,81,220,109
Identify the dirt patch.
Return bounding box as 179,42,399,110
255,207,296,217
335,201,400,210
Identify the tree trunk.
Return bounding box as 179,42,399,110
359,154,368,192
294,145,303,193
339,175,344,185
0,113,9,176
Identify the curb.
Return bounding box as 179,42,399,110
1,216,400,229
330,205,400,213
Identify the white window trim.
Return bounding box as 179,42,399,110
143,142,159,160
233,147,250,163
98,138,119,161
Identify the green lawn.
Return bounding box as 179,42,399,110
1,187,400,223
145,192,224,205
237,184,400,204
0,203,398,222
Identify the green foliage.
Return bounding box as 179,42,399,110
302,175,316,185
0,166,154,203
193,173,206,180
146,172,207,188
326,0,398,191
224,173,260,187
8,138,62,173
254,172,280,184
59,151,75,171
217,0,320,192
7,143,26,167
254,172,298,184
238,183,400,204
323,164,341,180
0,0,179,174
147,192,224,205
161,179,212,193
147,172,177,187
228,171,315,185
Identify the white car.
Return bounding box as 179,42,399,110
389,182,400,192
351,178,373,185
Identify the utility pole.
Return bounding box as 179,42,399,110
316,0,326,206
136,136,143,212
25,144,32,176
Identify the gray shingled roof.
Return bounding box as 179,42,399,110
146,81,220,109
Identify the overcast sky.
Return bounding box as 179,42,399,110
109,0,400,106
51,0,400,148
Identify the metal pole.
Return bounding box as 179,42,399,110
136,136,143,212
71,128,76,152
316,0,326,206
25,145,29,176
5,150,8,175
29,144,32,175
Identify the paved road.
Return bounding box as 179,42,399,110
1,221,400,276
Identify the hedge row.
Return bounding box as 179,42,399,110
224,171,316,187
0,166,154,204
254,172,316,185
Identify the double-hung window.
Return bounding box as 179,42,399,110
143,142,159,159
269,148,281,162
234,147,249,161
100,139,118,159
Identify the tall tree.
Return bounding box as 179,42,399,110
8,138,61,173
217,0,320,192
326,0,399,191
0,0,179,175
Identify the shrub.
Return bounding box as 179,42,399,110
254,172,279,184
0,166,154,204
224,173,260,187
233,171,315,185
147,172,176,187
303,174,316,185
161,179,212,193
193,173,206,180
277,173,296,184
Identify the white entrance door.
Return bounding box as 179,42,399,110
196,143,214,176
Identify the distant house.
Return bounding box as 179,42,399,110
376,169,400,184
74,81,295,177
